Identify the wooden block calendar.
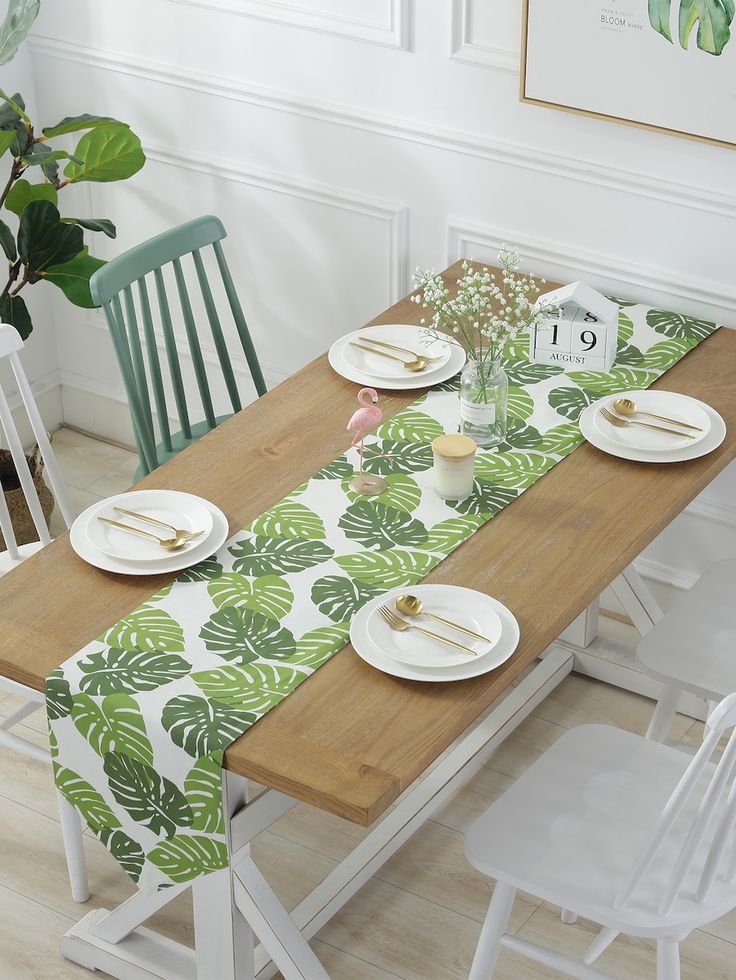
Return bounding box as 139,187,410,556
530,281,619,372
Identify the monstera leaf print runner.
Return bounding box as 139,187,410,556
47,304,718,892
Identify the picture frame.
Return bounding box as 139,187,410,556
520,0,736,150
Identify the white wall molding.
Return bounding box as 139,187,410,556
28,36,736,224
687,495,736,529
143,141,408,305
446,219,736,319
634,557,698,591
449,0,518,73
167,0,410,50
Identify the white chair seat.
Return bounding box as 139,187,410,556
0,540,43,576
465,725,736,938
637,559,736,702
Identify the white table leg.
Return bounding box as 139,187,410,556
559,599,600,648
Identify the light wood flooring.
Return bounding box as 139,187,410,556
2,428,734,979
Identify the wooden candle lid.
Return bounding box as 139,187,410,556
431,434,477,460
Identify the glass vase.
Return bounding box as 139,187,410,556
459,356,508,449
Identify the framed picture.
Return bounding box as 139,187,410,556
520,0,736,149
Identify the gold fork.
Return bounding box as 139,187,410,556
113,506,206,543
358,336,446,363
599,406,695,440
378,605,478,655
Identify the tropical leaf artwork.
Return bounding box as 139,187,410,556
46,296,719,892
648,0,734,54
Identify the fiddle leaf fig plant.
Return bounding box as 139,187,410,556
0,92,145,337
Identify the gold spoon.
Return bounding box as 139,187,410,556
358,336,445,363
113,506,205,543
395,594,492,644
612,397,703,432
97,516,190,551
349,341,428,372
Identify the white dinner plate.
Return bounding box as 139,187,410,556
341,324,452,380
580,392,726,464
351,585,520,682
365,589,501,667
85,490,214,561
592,390,711,452
71,497,230,575
329,329,466,391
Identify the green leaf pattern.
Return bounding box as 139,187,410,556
47,299,719,890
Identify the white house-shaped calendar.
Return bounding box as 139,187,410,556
530,281,619,373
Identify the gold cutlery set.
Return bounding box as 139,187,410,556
349,336,442,374
97,507,206,552
601,397,703,439
379,594,491,656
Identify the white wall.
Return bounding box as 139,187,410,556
24,0,736,597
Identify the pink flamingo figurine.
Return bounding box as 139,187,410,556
347,387,388,495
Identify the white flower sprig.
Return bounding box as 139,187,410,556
412,246,558,363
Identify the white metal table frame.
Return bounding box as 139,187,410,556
57,562,669,980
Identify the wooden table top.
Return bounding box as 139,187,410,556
1,261,734,825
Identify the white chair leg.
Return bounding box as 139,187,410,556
469,880,516,980
57,791,89,903
560,908,577,924
656,939,680,980
646,684,681,742
583,926,619,964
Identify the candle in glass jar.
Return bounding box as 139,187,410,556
431,434,477,500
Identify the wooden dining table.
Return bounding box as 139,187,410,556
1,260,735,979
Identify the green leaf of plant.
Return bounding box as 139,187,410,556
65,124,146,183
536,422,583,455
4,178,57,217
207,573,294,620
641,337,692,371
649,0,673,41
96,828,145,883
376,409,444,444
103,751,193,837
71,693,154,766
161,696,256,757
18,200,83,274
502,358,564,387
646,309,717,342
61,216,117,239
362,439,433,475
0,89,24,129
500,419,543,451
310,575,383,623
313,457,354,480
184,757,225,834
229,535,334,576
342,472,422,513
78,647,191,695
0,217,16,261
199,607,296,664
147,835,228,884
54,765,122,831
617,312,635,343
419,515,485,554
43,114,127,138
0,0,40,67
179,556,224,582
335,550,439,588
507,386,535,421
548,386,594,421
103,605,185,653
338,500,428,550
678,0,734,53
566,366,658,396
0,293,31,338
447,482,520,518
193,662,303,713
42,249,106,308
249,501,326,540
615,342,644,367
291,623,349,667
45,669,73,720
475,451,557,490
0,129,16,157
22,148,80,167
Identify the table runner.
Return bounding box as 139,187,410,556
46,302,718,892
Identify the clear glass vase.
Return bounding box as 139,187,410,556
459,356,508,449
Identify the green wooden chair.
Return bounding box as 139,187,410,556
90,215,267,477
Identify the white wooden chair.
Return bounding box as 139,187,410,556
0,323,88,902
465,693,736,980
636,559,736,743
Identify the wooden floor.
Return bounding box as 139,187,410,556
2,428,734,979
